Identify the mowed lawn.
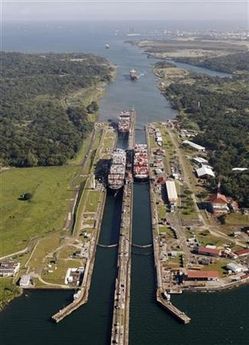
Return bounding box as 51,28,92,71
0,166,79,257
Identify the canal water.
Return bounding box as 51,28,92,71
1,21,248,345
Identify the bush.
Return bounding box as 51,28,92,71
19,192,32,201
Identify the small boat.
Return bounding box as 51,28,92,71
130,69,139,80
163,291,171,301
73,289,82,300
105,43,110,49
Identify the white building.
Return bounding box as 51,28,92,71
196,165,215,178
193,157,208,165
182,140,205,151
0,261,20,277
19,275,31,288
166,180,178,210
226,263,247,273
232,167,248,172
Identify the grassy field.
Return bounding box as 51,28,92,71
84,191,101,213
195,230,231,247
0,278,20,310
203,259,229,276
68,134,93,166
41,258,83,285
224,213,249,225
26,232,62,271
0,166,80,257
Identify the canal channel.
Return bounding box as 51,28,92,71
0,22,248,345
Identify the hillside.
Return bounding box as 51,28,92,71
0,52,113,167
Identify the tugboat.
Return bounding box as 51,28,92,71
129,68,139,81
73,289,82,300
162,291,171,301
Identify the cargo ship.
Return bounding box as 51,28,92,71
108,148,126,191
130,69,139,80
118,110,131,133
133,144,149,180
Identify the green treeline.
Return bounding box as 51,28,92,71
0,52,113,167
163,73,249,206
175,52,249,74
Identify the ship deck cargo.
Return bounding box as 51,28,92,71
108,148,126,190
118,111,131,133
133,144,149,180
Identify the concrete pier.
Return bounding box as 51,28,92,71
156,289,191,324
128,109,136,150
146,125,191,325
110,179,133,345
51,190,107,323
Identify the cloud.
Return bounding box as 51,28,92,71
2,1,248,22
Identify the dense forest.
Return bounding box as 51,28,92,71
163,72,249,206
175,52,249,74
0,52,113,167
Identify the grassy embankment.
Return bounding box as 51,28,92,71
0,125,116,296
35,124,116,286
0,278,21,311
0,166,79,257
0,82,105,258
0,165,80,305
0,77,115,306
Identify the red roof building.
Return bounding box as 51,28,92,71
198,246,221,257
209,193,229,214
235,249,249,257
186,270,219,281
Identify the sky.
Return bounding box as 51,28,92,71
2,0,249,24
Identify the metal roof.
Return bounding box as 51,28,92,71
166,180,178,202
196,165,215,178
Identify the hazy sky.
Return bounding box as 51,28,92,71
2,0,249,24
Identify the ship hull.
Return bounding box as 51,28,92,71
130,76,138,81
107,185,124,197
108,183,124,191
107,148,126,195
118,129,129,134
134,175,149,182
133,144,149,182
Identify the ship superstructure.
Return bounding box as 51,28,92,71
133,144,149,180
108,148,126,190
118,111,131,133
129,69,139,80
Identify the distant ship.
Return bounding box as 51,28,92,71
162,291,171,301
73,289,82,300
105,43,110,49
127,32,141,37
133,144,149,180
130,69,139,81
108,149,126,191
118,110,131,133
